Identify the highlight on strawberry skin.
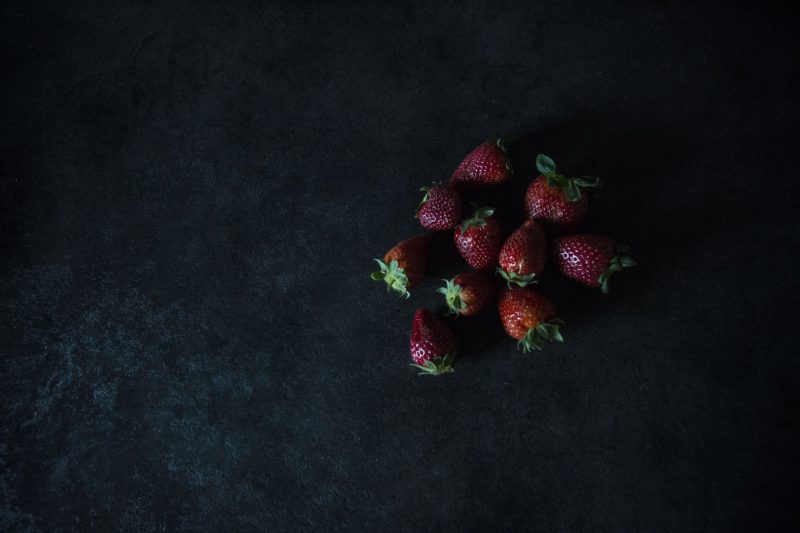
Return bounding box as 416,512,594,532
409,309,458,376
552,234,637,293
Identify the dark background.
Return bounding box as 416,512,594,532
2,1,799,531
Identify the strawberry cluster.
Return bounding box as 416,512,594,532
371,140,636,376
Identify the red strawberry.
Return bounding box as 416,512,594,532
552,235,636,293
453,204,502,272
525,154,602,234
409,309,458,375
437,272,495,317
497,220,547,287
450,139,512,190
416,182,462,230
371,236,427,298
497,287,564,352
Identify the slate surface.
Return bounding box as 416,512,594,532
2,1,799,531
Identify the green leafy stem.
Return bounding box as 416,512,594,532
496,267,538,288
536,154,602,202
436,278,467,316
371,259,410,298
410,353,456,376
518,319,565,353
459,202,495,234
598,244,637,294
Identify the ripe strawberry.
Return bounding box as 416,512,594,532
437,272,495,317
371,236,427,298
416,182,462,230
450,139,512,190
497,287,565,352
552,235,637,293
409,309,458,375
497,220,547,287
525,154,602,234
453,204,502,272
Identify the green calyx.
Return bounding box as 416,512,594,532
496,138,513,174
436,278,467,316
518,319,565,353
415,181,443,217
496,267,538,288
371,259,410,298
536,154,602,203
459,202,495,235
598,243,637,294
410,353,456,376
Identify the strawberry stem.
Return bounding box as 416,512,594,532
536,154,602,203
598,244,637,294
496,138,513,173
496,267,538,288
371,259,410,298
410,353,456,375
518,319,565,352
436,278,467,316
415,181,445,217
459,202,495,234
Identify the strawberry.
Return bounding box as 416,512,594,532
525,154,602,234
409,309,458,375
497,220,547,287
450,139,512,190
437,272,495,316
497,287,565,352
552,235,636,293
416,182,462,230
371,236,427,298
453,204,502,272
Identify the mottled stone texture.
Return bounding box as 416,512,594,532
2,1,799,531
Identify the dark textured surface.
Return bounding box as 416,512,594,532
2,1,799,531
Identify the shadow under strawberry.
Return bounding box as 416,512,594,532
447,310,507,359
530,267,607,329
424,229,467,279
